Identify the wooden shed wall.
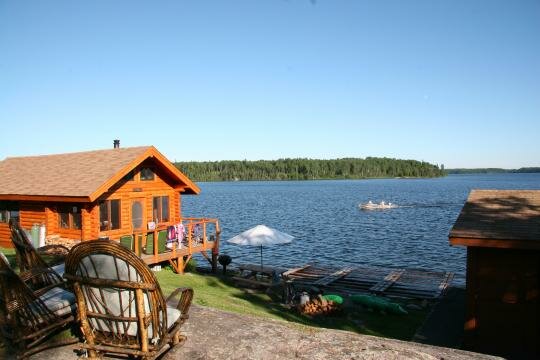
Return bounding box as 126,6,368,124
465,246,540,359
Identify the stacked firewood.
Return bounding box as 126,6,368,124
298,295,340,316
45,236,81,249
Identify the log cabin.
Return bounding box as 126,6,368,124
0,143,220,273
449,190,540,359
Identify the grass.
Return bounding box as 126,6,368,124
156,268,429,341
1,248,16,266
0,248,430,342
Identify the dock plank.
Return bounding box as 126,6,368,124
313,267,355,286
282,264,311,277
369,269,405,294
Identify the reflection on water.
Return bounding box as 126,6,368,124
183,173,540,281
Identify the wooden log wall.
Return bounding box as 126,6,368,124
0,223,10,248
0,202,47,248
89,160,183,241
19,202,47,229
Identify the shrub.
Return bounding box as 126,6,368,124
218,254,232,275
184,258,197,273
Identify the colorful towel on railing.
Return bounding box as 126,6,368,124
164,223,186,249
167,226,176,241
166,226,176,249
176,223,185,241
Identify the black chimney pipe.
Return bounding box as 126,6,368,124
113,139,120,149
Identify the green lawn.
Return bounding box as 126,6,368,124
156,268,429,341
1,248,16,266
0,248,429,341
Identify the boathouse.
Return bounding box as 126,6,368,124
0,143,220,272
449,190,540,359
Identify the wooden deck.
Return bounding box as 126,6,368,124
130,217,221,273
283,264,454,300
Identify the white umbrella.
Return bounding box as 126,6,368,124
227,225,294,270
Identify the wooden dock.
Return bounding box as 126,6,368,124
282,264,454,300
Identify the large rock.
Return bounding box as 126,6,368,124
167,305,500,360
25,305,500,360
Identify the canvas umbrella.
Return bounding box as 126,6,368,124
227,225,294,270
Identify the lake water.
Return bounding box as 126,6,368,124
182,173,540,282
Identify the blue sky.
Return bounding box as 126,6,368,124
1,1,539,168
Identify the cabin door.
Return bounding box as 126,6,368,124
131,198,145,232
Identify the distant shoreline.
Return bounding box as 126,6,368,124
192,176,445,183
445,167,540,175
175,157,444,182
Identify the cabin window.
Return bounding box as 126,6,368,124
58,205,82,230
0,201,19,224
152,196,169,223
131,201,143,230
140,167,155,181
99,199,121,231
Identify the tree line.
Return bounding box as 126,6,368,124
445,167,540,174
174,157,445,182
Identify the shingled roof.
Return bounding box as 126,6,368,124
449,190,540,249
0,146,199,201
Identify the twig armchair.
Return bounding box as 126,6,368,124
9,223,67,283
64,239,193,359
0,252,77,359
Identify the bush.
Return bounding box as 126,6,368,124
185,258,197,273
218,254,232,275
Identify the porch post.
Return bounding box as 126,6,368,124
211,229,220,274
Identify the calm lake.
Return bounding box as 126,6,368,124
182,173,540,282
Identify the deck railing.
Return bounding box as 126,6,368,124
128,217,221,272
181,217,221,253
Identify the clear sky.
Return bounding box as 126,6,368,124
1,1,539,168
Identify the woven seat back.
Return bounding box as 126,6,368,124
9,223,63,291
0,253,60,339
10,223,49,271
65,240,168,348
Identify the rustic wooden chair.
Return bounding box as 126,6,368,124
64,239,193,359
0,252,77,359
143,230,169,255
9,223,67,289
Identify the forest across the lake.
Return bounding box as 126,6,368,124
445,167,540,174
175,157,444,182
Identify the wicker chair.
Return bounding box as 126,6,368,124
9,222,68,275
64,239,193,359
0,252,77,359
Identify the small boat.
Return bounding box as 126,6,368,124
350,294,408,314
359,200,398,210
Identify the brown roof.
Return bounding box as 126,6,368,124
449,190,540,249
0,146,199,201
